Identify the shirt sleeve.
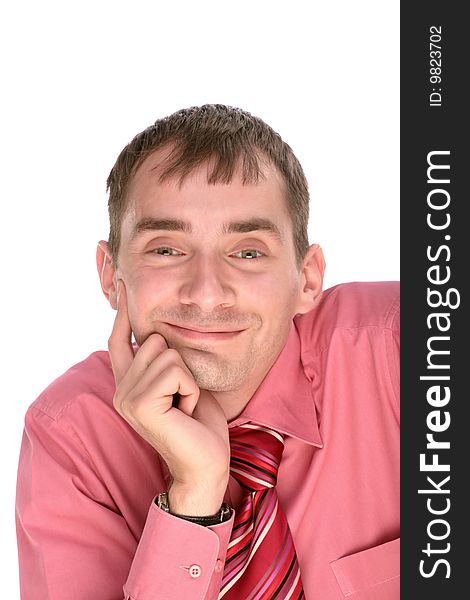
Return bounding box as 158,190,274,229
124,504,233,599
16,406,233,600
384,286,400,418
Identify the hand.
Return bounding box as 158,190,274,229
108,280,230,515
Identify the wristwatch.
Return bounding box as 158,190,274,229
156,492,232,526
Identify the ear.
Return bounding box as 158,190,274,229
96,241,118,310
294,244,326,315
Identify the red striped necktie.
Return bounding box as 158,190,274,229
219,423,304,600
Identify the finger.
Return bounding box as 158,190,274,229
130,347,194,397
108,279,135,385
192,390,226,430
128,348,200,416
123,360,200,420
170,366,200,417
130,332,168,377
116,333,169,401
177,392,200,417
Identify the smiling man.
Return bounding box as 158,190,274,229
16,105,400,599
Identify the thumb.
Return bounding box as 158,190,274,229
192,390,227,431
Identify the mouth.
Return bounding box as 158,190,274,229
163,322,247,342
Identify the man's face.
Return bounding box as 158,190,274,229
112,150,318,396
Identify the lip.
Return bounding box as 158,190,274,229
164,322,246,341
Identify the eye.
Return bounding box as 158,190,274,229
150,246,184,257
231,249,264,260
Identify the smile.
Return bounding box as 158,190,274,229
164,322,246,342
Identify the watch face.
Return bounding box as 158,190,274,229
157,493,170,512
221,504,232,521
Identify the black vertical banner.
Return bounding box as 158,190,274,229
401,3,468,599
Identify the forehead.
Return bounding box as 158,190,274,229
123,148,291,229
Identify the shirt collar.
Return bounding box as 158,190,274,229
229,321,323,447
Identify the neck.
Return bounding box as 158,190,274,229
211,367,271,422
211,341,288,421
212,389,252,422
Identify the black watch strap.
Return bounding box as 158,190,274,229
156,492,233,526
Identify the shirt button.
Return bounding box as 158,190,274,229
189,564,202,578
214,560,223,573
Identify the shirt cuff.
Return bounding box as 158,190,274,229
124,498,234,600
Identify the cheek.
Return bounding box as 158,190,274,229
244,271,300,319
124,268,175,324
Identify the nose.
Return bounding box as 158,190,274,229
178,254,236,311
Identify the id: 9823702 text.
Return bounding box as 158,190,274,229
429,26,442,108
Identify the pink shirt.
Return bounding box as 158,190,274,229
16,281,400,599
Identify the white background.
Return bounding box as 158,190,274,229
1,1,399,595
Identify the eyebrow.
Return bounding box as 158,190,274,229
130,217,284,243
221,218,283,242
131,218,190,241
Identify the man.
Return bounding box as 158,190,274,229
16,104,400,599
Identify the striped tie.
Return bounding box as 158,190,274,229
219,423,304,600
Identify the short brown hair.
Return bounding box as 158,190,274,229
106,104,310,266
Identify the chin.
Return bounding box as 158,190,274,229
182,353,249,393
189,365,241,393
193,377,235,393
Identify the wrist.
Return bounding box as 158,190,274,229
156,492,232,526
168,482,227,516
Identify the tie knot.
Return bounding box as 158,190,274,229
229,424,284,491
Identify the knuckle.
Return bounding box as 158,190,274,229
165,363,183,379
164,348,181,362
147,332,167,348
130,394,151,423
